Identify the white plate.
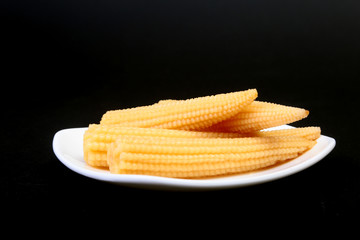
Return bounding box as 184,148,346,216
52,125,335,190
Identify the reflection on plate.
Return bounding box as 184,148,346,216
52,125,335,190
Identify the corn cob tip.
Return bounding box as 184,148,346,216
204,100,310,133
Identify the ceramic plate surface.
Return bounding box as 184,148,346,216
52,125,335,190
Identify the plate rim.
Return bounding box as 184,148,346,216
52,126,336,190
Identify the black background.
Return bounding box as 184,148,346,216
2,0,360,229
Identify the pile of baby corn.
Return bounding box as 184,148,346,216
83,89,320,178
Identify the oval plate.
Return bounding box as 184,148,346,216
52,125,335,190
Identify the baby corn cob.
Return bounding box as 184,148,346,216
204,101,309,133
107,135,315,178
84,125,245,167
100,89,258,130
248,127,321,140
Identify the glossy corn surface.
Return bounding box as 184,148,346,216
249,127,321,140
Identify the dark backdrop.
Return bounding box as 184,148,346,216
2,0,360,228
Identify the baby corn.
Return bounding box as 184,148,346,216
84,125,245,167
100,89,258,131
204,101,309,133
107,135,315,178
82,88,320,178
248,127,321,140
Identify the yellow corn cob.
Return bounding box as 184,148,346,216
204,101,309,133
100,89,258,130
83,124,319,167
112,135,314,154
107,135,315,178
246,127,321,140
83,125,245,167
